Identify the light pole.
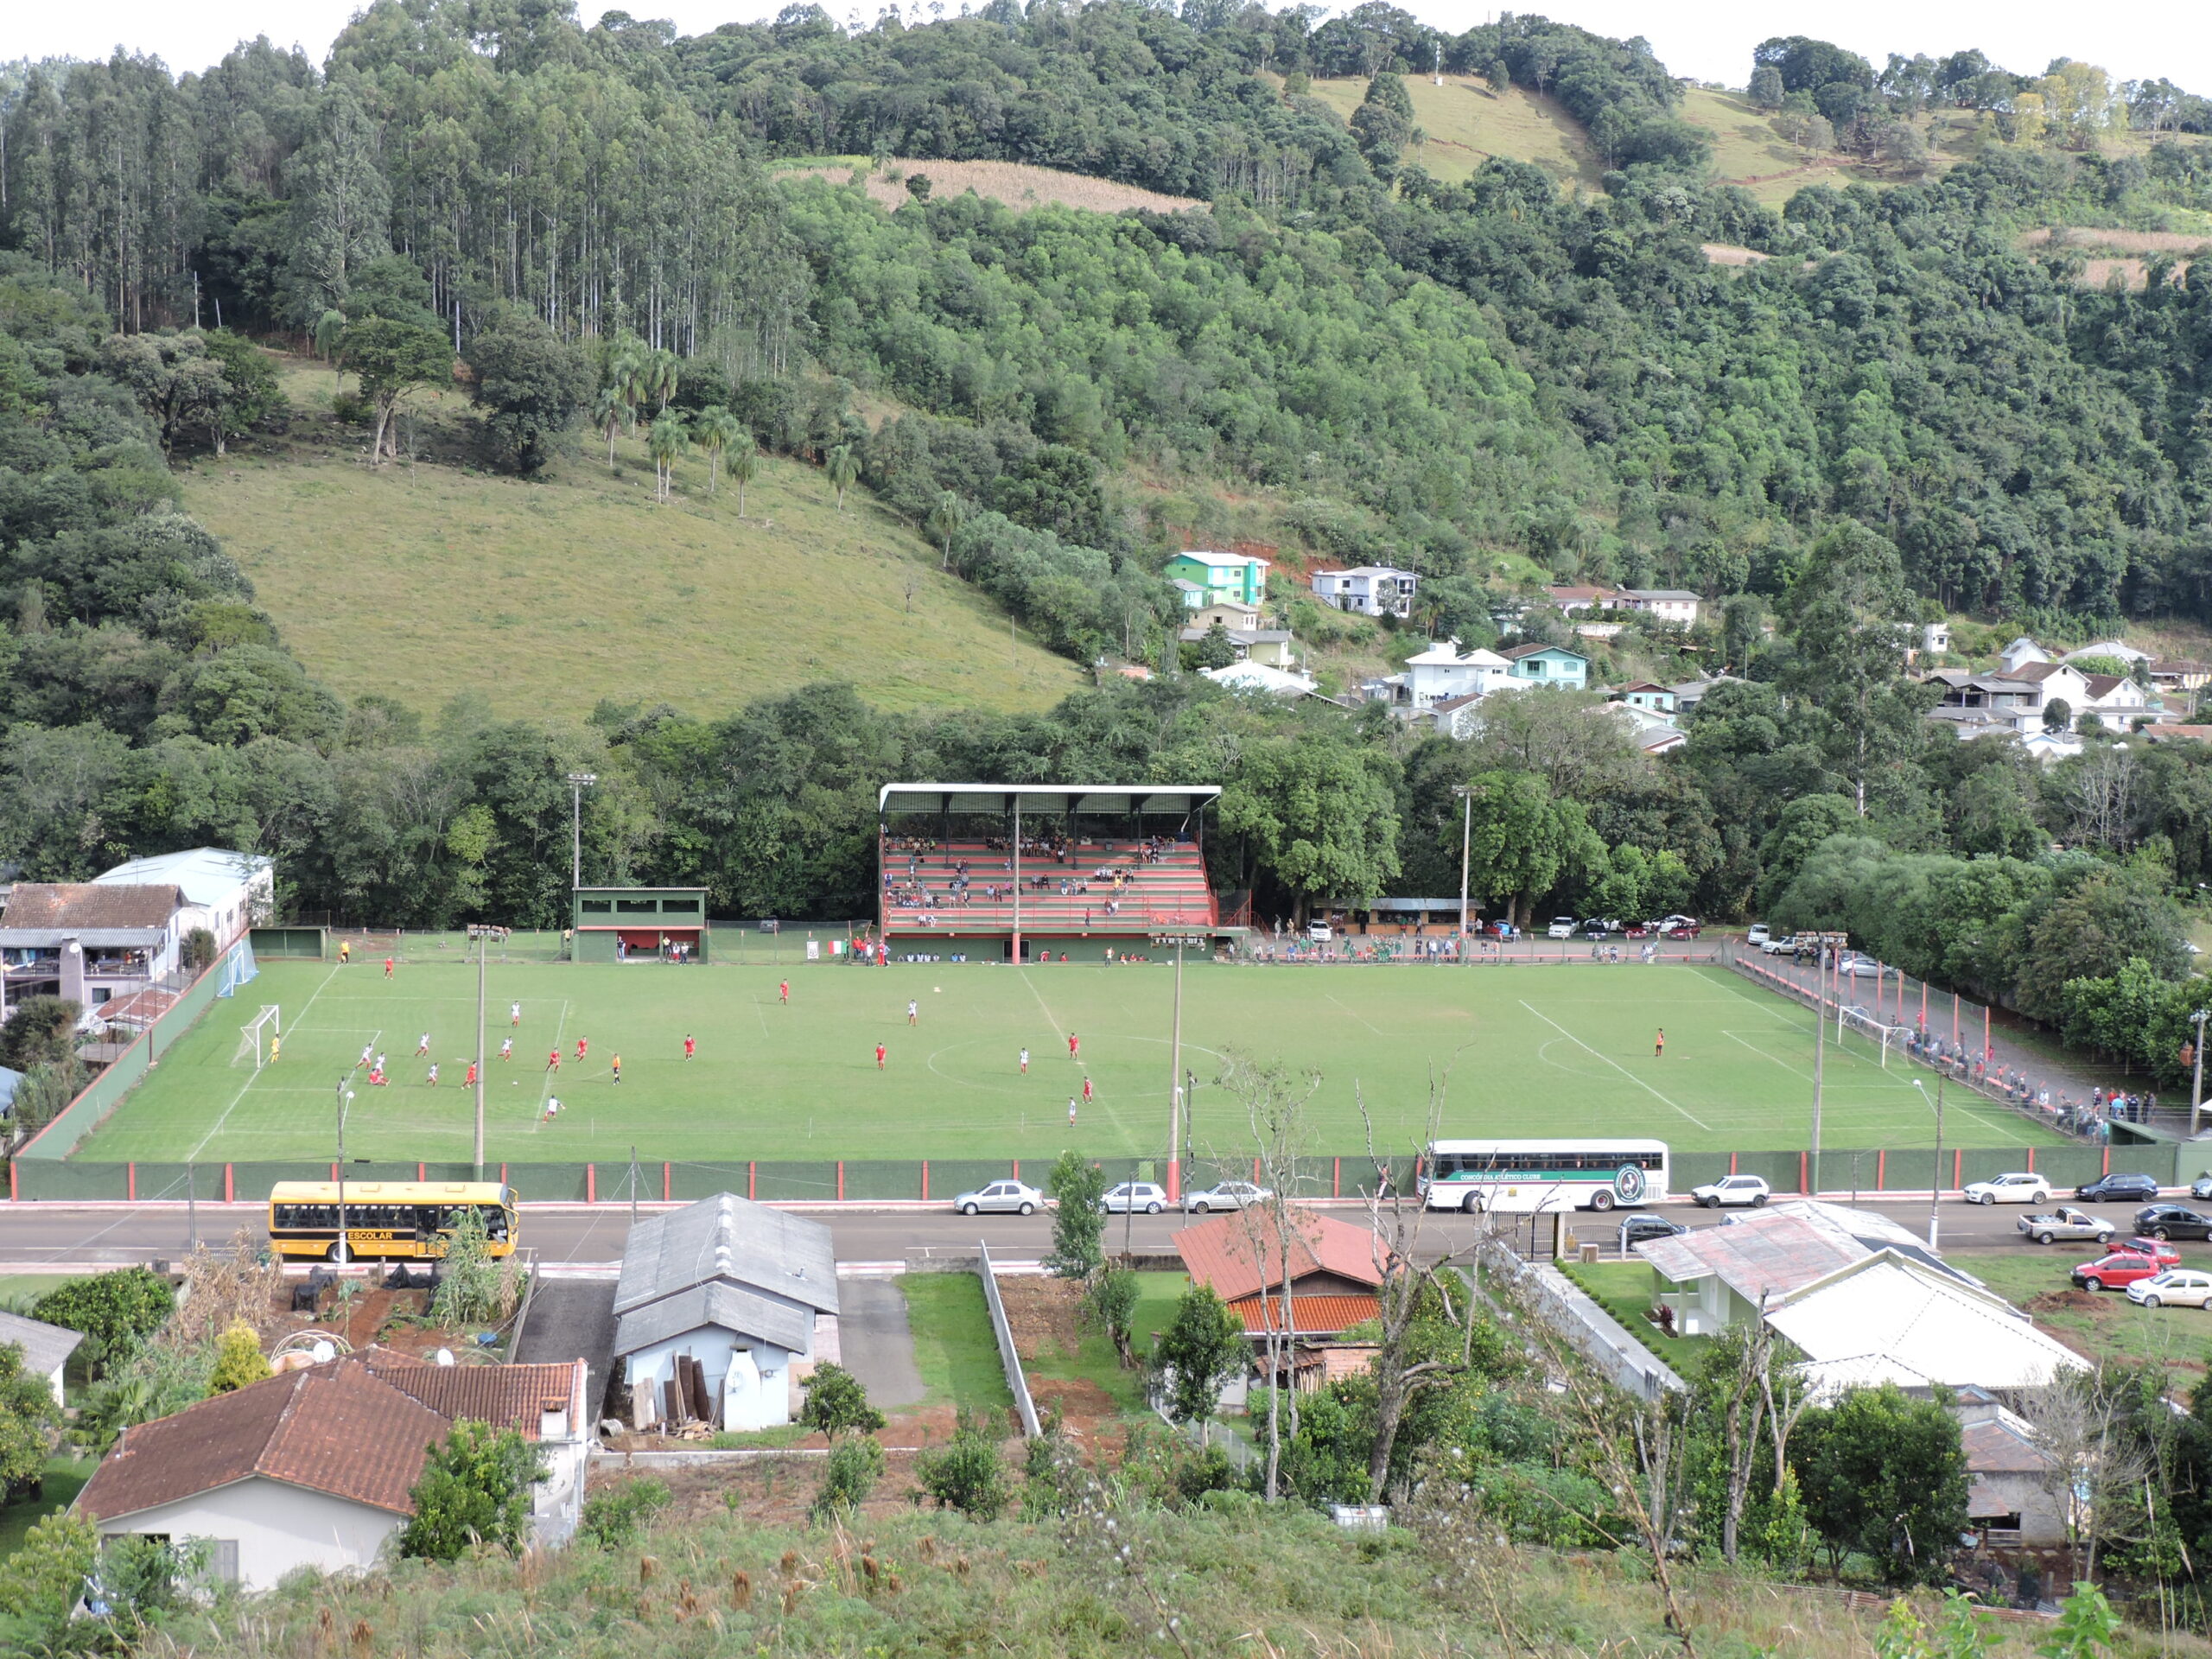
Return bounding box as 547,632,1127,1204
1809,945,1826,1197
566,772,597,891
1454,785,1474,965
1167,938,1185,1204
473,925,487,1174
2192,1008,2209,1137
1913,1075,1947,1252
334,1079,356,1263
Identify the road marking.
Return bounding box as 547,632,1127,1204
188,962,345,1160
1516,1000,1712,1130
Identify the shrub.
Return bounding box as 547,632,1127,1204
579,1477,671,1548
398,1421,546,1560
429,1208,522,1327
913,1408,1010,1521
32,1268,175,1372
184,927,218,971
207,1319,269,1394
810,1435,886,1522
799,1362,886,1439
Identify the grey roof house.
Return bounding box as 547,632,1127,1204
0,1306,83,1404
612,1193,840,1433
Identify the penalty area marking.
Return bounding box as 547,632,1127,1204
1516,1000,1712,1131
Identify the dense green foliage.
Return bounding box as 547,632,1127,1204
399,1421,547,1561
29,1268,175,1372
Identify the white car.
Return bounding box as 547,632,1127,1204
1547,916,1577,940
1758,935,1799,955
1962,1172,2052,1206
1690,1174,1771,1209
1745,924,1770,946
1099,1181,1168,1215
1306,922,1333,942
1184,1180,1271,1214
1837,954,1892,980
2126,1269,2212,1309
952,1179,1044,1217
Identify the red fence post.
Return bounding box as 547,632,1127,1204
1954,1148,1962,1191
922,1161,930,1203
127,1164,136,1202
1333,1156,1341,1198
2102,1147,2112,1177
748,1160,756,1201
837,1161,845,1202
417,1161,425,1181
587,1163,596,1203
1800,1151,1808,1194
664,1162,671,1202
500,1162,508,1186
1877,1150,1886,1190
7,1164,15,1202
2026,1147,2036,1173
225,1165,234,1203
1729,1152,1738,1176
330,1162,338,1181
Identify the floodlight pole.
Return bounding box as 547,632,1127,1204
1011,800,1022,965
335,1079,354,1263
473,926,487,1174
566,772,597,891
2192,1008,2209,1137
1915,1075,1947,1252
1455,785,1473,965
1809,946,1826,1198
1167,940,1185,1203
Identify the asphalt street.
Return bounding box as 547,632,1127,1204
0,1192,2190,1269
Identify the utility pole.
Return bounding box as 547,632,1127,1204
1809,946,1826,1198
1915,1075,1947,1252
566,772,597,891
1011,800,1022,965
1455,785,1473,965
473,926,487,1174
334,1079,355,1263
631,1144,641,1227
2193,1009,2209,1137
1168,940,1185,1203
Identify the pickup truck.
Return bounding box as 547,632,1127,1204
2018,1207,2116,1246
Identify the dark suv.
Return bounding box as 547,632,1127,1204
2134,1204,2212,1242
2076,1171,2160,1204
1618,1214,1686,1251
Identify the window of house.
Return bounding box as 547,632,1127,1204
209,1539,239,1582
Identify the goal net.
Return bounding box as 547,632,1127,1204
216,937,260,999
1840,1005,1913,1070
232,1005,281,1071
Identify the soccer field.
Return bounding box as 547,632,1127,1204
64,959,2064,1166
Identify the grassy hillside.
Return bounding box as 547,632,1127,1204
771,156,1202,214
183,359,1078,721
1301,75,1604,188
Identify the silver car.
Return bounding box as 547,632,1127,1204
1100,1182,1168,1215
1184,1180,1271,1214
952,1179,1043,1217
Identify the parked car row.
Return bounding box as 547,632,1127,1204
950,1178,1277,1217
1546,914,1702,941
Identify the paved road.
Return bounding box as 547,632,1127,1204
0,1193,2189,1268
835,1279,925,1408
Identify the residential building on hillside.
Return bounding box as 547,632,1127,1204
1952,1388,2068,1548
92,849,271,951
1617,588,1700,625
1310,566,1418,618
75,1348,589,1589
1921,621,1952,655
1923,672,2042,735
1999,637,2049,675
2079,672,2156,724
1402,639,1513,705
1173,1209,1388,1396
1615,682,1675,714
1200,661,1327,699
0,883,193,1023
2062,639,2152,665
612,1193,839,1432
2151,658,2210,697
1186,597,1262,632
1180,625,1300,670
1162,550,1269,608
1501,642,1589,690
1545,584,1616,614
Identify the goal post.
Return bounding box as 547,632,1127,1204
216,936,260,999
232,1005,282,1071
1840,1005,1912,1071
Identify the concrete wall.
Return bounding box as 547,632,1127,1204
95,1478,402,1592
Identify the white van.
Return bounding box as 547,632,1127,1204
1306,922,1333,942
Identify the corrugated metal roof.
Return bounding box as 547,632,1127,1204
0,1308,80,1374
1634,1201,1972,1304
1173,1211,1385,1303
613,1280,816,1357
93,849,270,908
613,1193,837,1319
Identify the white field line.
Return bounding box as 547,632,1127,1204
1516,1000,1713,1131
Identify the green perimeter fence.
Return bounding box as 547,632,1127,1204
8,1143,2194,1204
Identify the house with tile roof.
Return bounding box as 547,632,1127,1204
1173,1210,1387,1340
1950,1388,2067,1547
0,882,192,1026
612,1192,839,1432
75,1348,588,1590
94,848,273,951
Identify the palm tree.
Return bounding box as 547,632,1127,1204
646,348,679,415
608,338,650,434
647,411,690,502
694,406,741,494
927,491,963,570
591,383,623,470
728,441,759,518
826,443,860,512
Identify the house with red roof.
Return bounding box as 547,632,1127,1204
75,1348,588,1590
1173,1209,1388,1340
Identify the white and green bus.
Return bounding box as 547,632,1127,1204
1421,1139,1669,1215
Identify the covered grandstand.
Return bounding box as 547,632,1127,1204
874,785,1235,960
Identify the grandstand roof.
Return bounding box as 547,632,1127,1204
877,784,1220,816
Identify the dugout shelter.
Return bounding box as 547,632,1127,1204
572,887,709,963
875,784,1231,962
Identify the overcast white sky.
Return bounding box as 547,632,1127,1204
13,0,2208,95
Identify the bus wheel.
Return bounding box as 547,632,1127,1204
1461,1193,1484,1216
327,1240,351,1264
1591,1191,1615,1212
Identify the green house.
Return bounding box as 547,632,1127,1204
571,887,709,963
1162,550,1270,609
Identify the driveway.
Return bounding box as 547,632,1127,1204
835,1278,925,1409
515,1278,619,1421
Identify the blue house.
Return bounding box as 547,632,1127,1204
1501,643,1589,690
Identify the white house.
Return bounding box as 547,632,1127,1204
1618,588,1700,626
0,1308,80,1405
1402,639,1512,706
613,1193,839,1433
2078,672,2155,725
1310,566,1418,619
93,848,273,952
76,1349,589,1591
1999,636,2050,675
1545,585,1617,615
1185,597,1262,632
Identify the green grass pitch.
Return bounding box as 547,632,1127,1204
68,960,2064,1166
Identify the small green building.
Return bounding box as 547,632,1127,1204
572,887,709,963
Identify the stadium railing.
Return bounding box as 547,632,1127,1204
9,1143,2180,1203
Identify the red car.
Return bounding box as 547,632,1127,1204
1668,924,1702,940
2074,1252,2167,1292
2118,1237,2184,1268
1623,923,1651,939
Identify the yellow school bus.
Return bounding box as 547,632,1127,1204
267,1181,519,1262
